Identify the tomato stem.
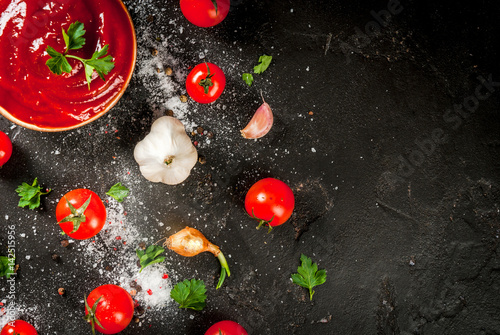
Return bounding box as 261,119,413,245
83,294,106,335
216,251,230,289
252,209,275,234
58,195,92,233
256,219,273,233
210,0,218,14
198,61,215,94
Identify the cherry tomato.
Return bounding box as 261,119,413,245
205,320,248,335
245,178,295,232
0,320,38,335
0,131,13,167
84,284,134,335
180,0,230,27
186,62,226,104
56,189,106,240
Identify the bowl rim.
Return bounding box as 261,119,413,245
0,0,137,132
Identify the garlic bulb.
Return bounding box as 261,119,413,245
134,116,198,185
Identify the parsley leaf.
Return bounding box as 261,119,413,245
0,254,16,279
46,21,115,89
15,178,51,210
136,245,165,273
86,45,115,80
242,73,254,86
62,21,86,50
170,279,207,310
106,182,130,202
291,254,327,301
253,54,273,74
46,46,72,75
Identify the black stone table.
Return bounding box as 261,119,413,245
1,0,499,334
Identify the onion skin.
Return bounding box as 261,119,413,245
240,100,273,139
164,226,220,257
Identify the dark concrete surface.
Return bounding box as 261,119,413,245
1,0,500,334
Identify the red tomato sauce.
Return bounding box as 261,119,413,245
0,0,135,129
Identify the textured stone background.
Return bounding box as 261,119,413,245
1,0,499,334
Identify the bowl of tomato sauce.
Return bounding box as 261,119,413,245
0,0,136,132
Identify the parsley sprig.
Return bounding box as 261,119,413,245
0,253,16,279
291,254,327,301
136,245,165,273
106,182,130,202
46,21,115,89
170,279,207,310
242,54,273,87
253,54,273,74
15,177,51,209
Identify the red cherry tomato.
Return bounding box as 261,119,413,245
205,320,248,335
0,130,13,167
0,320,38,335
186,62,226,104
84,284,134,335
245,178,295,232
180,0,230,27
56,189,106,240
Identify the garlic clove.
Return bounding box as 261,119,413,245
240,100,273,139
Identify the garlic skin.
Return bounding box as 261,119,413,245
240,99,273,139
134,116,197,185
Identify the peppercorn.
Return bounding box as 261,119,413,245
135,306,145,316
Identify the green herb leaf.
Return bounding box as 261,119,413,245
63,21,86,50
15,178,51,210
291,254,327,301
46,46,72,75
85,45,115,80
253,54,273,74
46,21,115,89
106,182,130,202
170,279,207,310
0,254,16,279
242,73,254,86
136,245,165,272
